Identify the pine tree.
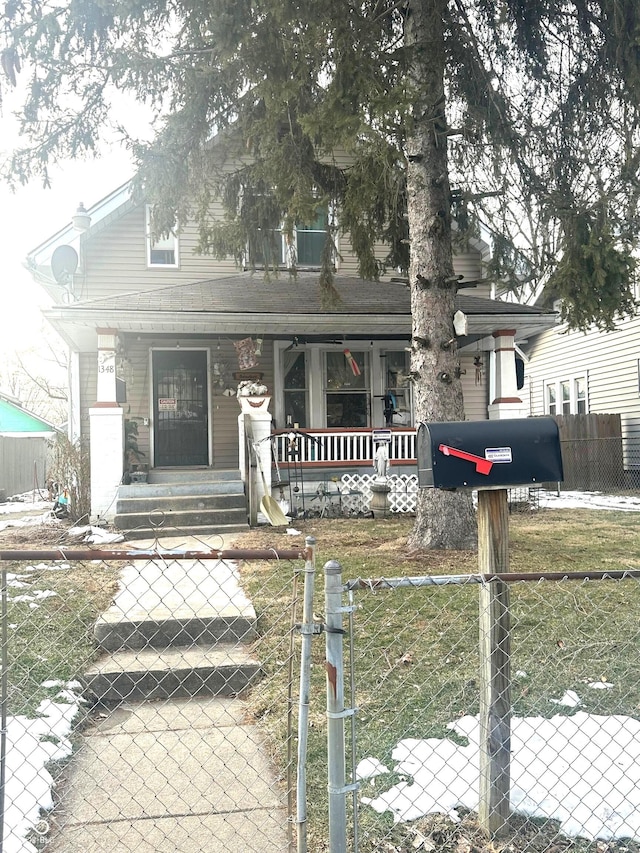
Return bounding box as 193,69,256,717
2,0,640,548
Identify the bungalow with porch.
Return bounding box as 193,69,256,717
26,182,557,536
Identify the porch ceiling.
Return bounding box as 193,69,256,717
42,273,558,351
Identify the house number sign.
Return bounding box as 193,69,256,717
97,350,117,402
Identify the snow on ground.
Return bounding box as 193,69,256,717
359,707,640,841
538,490,640,512
4,685,85,853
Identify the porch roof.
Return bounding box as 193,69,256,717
42,273,558,351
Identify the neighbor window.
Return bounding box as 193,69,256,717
146,206,179,268
545,376,588,415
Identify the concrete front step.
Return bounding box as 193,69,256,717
83,644,261,703
116,492,245,514
114,506,248,531
148,468,242,485
119,522,249,541
118,480,245,500
95,612,257,650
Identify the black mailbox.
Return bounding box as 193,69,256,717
417,417,563,489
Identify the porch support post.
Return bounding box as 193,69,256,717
238,403,273,508
89,328,124,521
488,330,526,420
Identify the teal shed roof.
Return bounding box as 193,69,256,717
0,397,56,434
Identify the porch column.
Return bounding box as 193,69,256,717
488,329,527,420
89,328,124,521
238,397,273,505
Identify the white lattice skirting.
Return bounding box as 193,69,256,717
340,474,419,514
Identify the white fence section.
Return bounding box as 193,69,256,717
340,474,419,513
273,428,417,465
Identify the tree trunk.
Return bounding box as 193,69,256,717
405,0,477,550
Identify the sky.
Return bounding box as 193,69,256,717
0,85,147,362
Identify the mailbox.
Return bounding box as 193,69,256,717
417,417,563,489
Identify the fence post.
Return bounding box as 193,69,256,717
296,537,316,853
324,560,347,853
477,488,511,837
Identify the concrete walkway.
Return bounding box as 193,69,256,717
47,535,291,853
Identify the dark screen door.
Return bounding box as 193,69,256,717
153,350,209,467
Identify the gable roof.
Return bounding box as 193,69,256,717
0,391,57,435
42,272,558,350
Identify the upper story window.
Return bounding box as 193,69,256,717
249,206,333,270
545,376,588,416
146,206,179,268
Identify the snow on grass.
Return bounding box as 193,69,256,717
360,707,640,840
4,683,85,853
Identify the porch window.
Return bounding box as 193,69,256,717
283,350,308,427
146,206,179,268
384,350,412,426
325,350,369,428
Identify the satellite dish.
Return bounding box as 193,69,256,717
51,245,78,285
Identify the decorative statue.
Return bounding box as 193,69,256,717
374,443,390,480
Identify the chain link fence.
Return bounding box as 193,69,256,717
557,436,640,492
334,568,640,852
0,542,313,853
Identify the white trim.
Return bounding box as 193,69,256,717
544,373,589,415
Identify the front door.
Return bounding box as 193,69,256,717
153,350,209,467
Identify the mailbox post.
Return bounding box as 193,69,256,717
416,417,563,836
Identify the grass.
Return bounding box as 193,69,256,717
2,558,120,717
234,509,640,852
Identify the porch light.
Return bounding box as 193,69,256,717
72,202,91,232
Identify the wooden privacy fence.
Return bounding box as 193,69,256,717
553,413,625,491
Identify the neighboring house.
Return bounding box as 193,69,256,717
26,180,558,521
524,309,640,482
0,390,57,499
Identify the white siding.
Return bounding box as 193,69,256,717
527,315,640,441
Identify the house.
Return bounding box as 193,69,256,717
524,309,640,487
0,390,57,499
26,179,558,527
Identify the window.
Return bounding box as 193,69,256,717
283,350,308,427
146,206,179,268
545,376,588,415
575,377,587,414
383,350,412,426
249,207,332,269
325,350,369,428
546,383,557,415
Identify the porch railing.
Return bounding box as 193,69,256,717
272,428,416,466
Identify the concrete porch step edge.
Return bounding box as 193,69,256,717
82,644,261,703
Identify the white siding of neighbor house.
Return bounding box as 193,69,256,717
526,314,640,441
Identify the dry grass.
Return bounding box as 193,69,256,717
232,508,640,852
